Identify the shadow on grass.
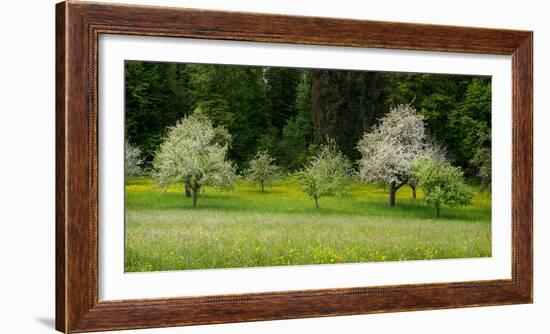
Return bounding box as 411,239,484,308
125,178,491,223
128,192,489,223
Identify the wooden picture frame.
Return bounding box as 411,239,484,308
56,1,533,332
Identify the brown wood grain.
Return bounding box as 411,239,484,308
55,2,67,332
55,1,533,332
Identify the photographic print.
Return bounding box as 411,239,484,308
124,61,492,272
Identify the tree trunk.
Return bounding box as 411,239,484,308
314,196,319,209
410,184,417,200
184,180,191,198
192,189,198,208
389,183,397,207
261,180,264,192
435,206,440,219
310,70,353,154
389,181,405,207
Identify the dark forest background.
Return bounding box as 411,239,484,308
125,61,491,177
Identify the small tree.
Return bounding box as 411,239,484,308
153,113,236,208
471,147,491,191
357,104,426,207
295,140,351,209
245,151,280,192
125,140,143,177
409,138,449,199
471,136,491,191
412,159,472,219
182,112,233,198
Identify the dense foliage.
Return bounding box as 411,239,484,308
125,61,491,178
384,74,491,175
152,112,237,207
412,158,473,218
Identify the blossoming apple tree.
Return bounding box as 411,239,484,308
153,112,236,208
356,104,426,207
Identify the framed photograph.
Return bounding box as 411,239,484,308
56,1,532,332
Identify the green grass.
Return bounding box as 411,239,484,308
125,177,491,272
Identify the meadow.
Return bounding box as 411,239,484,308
125,177,491,272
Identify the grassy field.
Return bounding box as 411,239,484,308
125,177,491,272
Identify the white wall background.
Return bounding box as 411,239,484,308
0,0,546,333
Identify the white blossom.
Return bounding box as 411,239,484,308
357,104,426,184
153,112,236,207
125,140,143,177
